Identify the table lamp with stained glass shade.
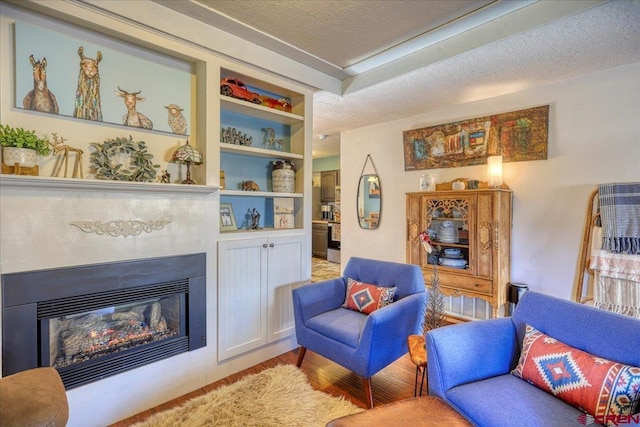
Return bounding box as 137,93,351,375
170,140,202,184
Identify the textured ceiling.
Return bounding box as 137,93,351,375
191,0,494,70
155,0,640,158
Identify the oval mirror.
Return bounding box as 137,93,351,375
357,174,381,229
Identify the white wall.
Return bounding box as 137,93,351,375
341,62,640,301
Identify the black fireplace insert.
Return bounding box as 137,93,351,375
2,253,206,389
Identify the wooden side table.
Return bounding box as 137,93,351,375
407,334,428,396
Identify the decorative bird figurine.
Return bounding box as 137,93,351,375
165,104,187,134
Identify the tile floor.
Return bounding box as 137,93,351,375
311,256,341,282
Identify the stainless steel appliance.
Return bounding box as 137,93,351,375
321,205,333,220
327,222,340,263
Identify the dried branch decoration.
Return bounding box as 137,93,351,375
422,264,447,335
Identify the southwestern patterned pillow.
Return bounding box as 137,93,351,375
342,278,396,315
512,324,640,425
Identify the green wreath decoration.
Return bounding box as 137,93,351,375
90,135,160,182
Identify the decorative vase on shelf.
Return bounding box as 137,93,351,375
272,160,296,192
2,147,38,168
452,180,465,191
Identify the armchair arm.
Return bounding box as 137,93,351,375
292,277,346,324
426,318,518,398
357,292,427,377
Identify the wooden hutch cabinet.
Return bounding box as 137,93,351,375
406,183,512,318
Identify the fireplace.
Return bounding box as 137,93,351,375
2,253,206,389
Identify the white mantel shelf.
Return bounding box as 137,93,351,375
0,175,219,194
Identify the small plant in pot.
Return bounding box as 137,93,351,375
0,124,50,168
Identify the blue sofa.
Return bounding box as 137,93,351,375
426,291,640,427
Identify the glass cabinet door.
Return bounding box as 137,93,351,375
422,195,472,273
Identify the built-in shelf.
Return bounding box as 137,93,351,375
220,97,303,125
220,143,303,160
0,175,218,194
220,189,303,198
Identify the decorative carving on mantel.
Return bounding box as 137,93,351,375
70,218,171,237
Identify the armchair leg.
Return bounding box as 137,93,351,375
363,377,374,409
296,346,307,368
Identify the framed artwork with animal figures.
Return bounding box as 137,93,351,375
220,203,237,232
14,20,192,135
402,105,549,170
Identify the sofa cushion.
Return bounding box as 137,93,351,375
306,308,368,348
447,374,604,427
342,278,396,314
512,324,640,424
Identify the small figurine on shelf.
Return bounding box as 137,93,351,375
262,127,283,151
160,170,170,183
221,127,252,146
249,208,261,230
241,180,260,191
48,133,84,179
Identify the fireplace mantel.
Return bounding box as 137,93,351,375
0,175,218,194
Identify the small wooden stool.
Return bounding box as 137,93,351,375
407,334,428,396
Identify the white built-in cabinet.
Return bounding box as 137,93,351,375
216,63,312,361
217,235,304,360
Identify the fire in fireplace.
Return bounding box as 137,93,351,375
2,253,206,389
48,294,181,370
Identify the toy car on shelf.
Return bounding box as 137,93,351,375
220,78,261,104
259,95,292,113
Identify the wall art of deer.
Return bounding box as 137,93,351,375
115,87,153,130
23,55,59,115
74,46,103,121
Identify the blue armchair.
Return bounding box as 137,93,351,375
293,257,426,408
426,291,640,426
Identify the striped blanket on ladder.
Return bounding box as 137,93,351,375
590,182,640,318
599,182,640,254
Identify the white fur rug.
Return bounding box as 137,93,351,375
132,365,363,426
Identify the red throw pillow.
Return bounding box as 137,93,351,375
512,324,640,425
342,278,396,314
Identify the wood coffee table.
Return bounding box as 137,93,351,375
325,396,472,427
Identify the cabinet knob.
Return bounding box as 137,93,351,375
269,243,275,248
263,243,268,248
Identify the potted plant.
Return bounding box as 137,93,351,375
0,124,50,168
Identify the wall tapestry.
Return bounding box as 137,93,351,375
403,105,549,171
14,21,192,135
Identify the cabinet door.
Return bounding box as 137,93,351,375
475,193,494,278
267,235,304,342
312,224,328,258
406,194,423,266
321,171,337,202
217,238,268,360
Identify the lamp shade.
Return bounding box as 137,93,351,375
170,140,202,184
170,140,202,165
487,155,503,187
